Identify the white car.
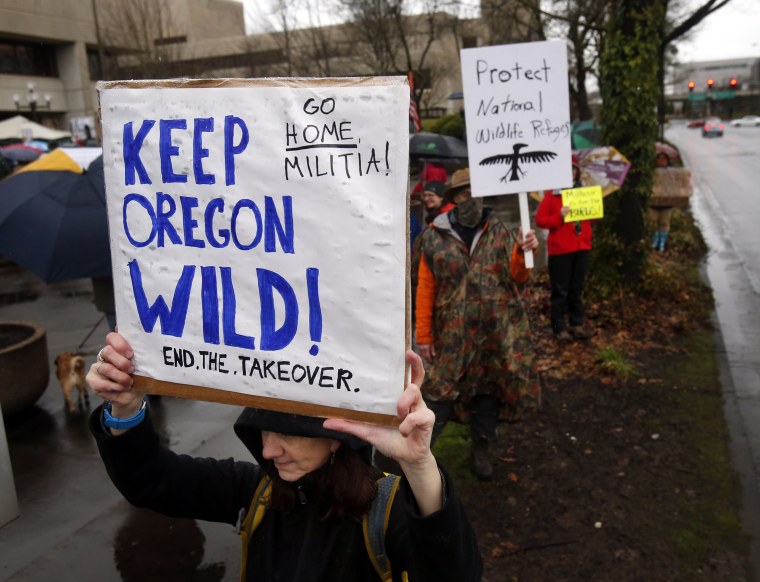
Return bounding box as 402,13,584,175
730,115,760,127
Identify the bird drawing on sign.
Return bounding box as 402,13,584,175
479,143,557,183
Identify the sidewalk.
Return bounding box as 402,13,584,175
0,262,248,581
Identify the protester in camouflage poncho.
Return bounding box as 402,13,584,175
415,168,542,480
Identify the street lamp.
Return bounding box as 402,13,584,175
12,82,52,122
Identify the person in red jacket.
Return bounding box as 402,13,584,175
535,159,593,342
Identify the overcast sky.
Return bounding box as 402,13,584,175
240,0,759,64
677,0,759,62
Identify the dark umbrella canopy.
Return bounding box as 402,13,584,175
409,132,468,160
0,144,44,163
0,154,111,283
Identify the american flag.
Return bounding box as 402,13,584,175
409,97,422,133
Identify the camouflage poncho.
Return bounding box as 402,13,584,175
415,210,541,423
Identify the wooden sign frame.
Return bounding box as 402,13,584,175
98,77,411,426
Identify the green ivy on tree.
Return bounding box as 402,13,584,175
594,0,664,293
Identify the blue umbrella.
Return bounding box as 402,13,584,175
26,140,51,152
0,154,111,283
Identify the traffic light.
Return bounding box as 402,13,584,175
688,80,695,93
729,77,738,88
707,78,715,90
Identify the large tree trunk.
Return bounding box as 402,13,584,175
596,0,664,288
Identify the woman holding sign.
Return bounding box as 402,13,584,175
535,157,593,342
87,333,482,581
415,168,542,481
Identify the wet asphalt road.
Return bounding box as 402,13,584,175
667,121,760,580
0,270,248,580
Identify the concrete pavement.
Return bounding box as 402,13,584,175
0,195,535,582
0,261,249,581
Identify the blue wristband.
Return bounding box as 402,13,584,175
103,400,147,429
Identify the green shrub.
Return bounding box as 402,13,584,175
428,114,465,140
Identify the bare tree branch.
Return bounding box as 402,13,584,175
664,0,734,45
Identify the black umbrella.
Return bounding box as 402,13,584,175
409,132,468,160
0,151,111,283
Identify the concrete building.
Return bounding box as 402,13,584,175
671,57,760,94
0,0,245,136
668,56,760,118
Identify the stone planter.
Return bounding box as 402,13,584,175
0,322,49,417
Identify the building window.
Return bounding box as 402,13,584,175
155,35,187,47
87,49,102,81
0,41,58,77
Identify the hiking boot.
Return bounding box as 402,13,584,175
569,325,591,340
470,437,494,481
554,330,573,342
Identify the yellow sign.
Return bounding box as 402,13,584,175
561,185,604,222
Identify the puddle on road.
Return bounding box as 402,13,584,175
114,509,226,581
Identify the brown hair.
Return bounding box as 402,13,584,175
264,446,380,522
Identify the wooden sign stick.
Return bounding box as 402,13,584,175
518,191,534,269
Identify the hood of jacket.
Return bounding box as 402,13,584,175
233,407,374,472
431,206,494,252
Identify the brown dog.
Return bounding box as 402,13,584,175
54,352,90,413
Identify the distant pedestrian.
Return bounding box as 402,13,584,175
411,161,448,199
410,181,456,329
409,210,422,320
410,210,422,248
535,157,593,342
91,276,116,331
415,168,541,480
420,181,455,226
420,161,447,185
649,151,674,252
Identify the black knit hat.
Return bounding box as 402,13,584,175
233,407,373,465
422,180,446,198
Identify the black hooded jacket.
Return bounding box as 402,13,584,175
90,405,482,581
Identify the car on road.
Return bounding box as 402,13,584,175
730,115,760,127
687,118,705,128
702,117,724,137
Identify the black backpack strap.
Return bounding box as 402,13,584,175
240,473,405,582
363,474,401,581
239,475,272,582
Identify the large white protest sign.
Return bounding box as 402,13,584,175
98,78,410,424
461,40,572,197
